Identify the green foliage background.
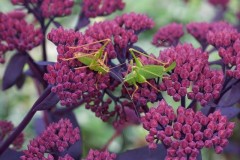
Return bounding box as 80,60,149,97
0,0,240,159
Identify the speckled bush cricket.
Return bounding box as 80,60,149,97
124,48,176,97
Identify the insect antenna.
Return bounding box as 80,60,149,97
68,38,111,49
129,48,170,66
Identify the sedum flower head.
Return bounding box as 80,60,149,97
21,119,80,160
82,0,125,18
11,0,74,18
158,44,224,106
152,23,184,47
46,27,110,106
40,0,74,18
0,11,43,63
114,12,155,33
0,120,24,150
141,100,235,159
44,61,110,106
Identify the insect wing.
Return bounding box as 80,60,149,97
138,65,165,79
77,53,95,66
165,62,176,72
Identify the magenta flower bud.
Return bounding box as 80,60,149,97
205,140,213,148
157,131,166,140
219,139,228,147
184,147,192,154
196,141,204,149
146,135,155,143
149,143,157,149
163,137,172,146
194,131,203,141
177,114,185,124
182,124,191,134
189,141,196,148
167,147,176,157
173,131,182,140
165,126,173,136
180,139,188,149
214,146,223,154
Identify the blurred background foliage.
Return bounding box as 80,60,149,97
1,0,240,159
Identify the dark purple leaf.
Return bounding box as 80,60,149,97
30,83,58,112
200,103,216,115
0,149,23,160
53,20,62,28
116,144,202,160
47,111,82,159
75,12,90,31
15,74,26,89
25,61,54,78
131,45,147,54
217,106,240,119
36,61,55,66
116,144,166,160
2,53,28,90
218,81,240,107
34,91,59,111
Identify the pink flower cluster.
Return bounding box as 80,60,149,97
0,11,43,63
40,0,74,18
158,43,224,106
85,13,154,58
142,100,235,159
220,39,240,79
207,23,238,48
21,119,80,160
82,0,125,18
11,0,74,18
114,12,155,33
44,61,110,106
45,27,111,106
86,149,116,160
152,23,184,47
205,22,240,79
0,120,24,150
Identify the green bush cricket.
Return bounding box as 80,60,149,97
61,38,111,74
124,48,176,97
